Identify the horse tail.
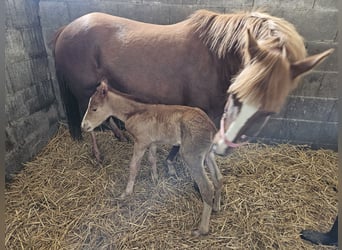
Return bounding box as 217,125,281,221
50,26,83,140
56,70,83,140
49,25,66,57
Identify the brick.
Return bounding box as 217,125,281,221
281,9,337,41
115,3,171,24
257,118,337,146
66,1,104,21
39,1,71,29
143,0,181,4
6,0,40,28
169,5,198,23
196,0,253,7
305,41,338,72
21,27,47,59
5,28,26,64
293,71,338,98
314,0,337,10
6,60,32,92
275,96,337,122
6,57,50,92
6,89,30,121
254,0,315,10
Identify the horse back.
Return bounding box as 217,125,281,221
53,12,225,117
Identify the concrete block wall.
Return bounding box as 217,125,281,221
5,0,63,180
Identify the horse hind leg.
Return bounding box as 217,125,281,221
205,151,223,212
182,153,214,236
148,143,158,183
90,131,102,163
107,117,128,142
165,145,179,176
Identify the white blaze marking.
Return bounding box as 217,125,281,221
225,102,259,141
81,96,92,129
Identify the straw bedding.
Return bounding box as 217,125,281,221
6,124,337,249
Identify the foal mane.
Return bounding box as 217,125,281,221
187,10,308,112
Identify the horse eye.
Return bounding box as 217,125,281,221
92,108,97,112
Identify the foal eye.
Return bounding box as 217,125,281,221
92,108,97,112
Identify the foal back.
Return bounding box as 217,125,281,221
125,105,217,148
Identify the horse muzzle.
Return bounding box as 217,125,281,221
81,120,94,132
212,132,248,156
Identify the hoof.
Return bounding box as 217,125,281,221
118,135,128,142
191,228,209,237
119,192,130,199
212,206,220,213
92,151,103,164
166,160,176,176
151,173,159,184
300,230,338,246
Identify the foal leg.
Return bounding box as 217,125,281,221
205,151,223,212
148,143,158,183
182,154,214,236
121,143,147,198
107,117,128,142
165,145,179,176
90,131,102,163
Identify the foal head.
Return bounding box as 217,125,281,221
81,79,112,132
213,29,333,155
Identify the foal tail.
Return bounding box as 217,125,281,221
56,70,83,140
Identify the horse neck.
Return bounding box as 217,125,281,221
107,91,143,122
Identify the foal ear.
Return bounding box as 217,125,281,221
98,80,108,97
290,48,334,79
246,28,260,59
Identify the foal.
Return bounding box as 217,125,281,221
81,79,222,236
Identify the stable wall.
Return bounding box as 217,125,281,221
5,0,338,178
5,0,63,180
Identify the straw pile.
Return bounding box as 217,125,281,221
6,124,337,249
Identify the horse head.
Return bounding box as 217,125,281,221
212,29,334,156
81,79,111,132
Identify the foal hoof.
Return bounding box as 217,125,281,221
119,193,128,199
191,228,209,237
166,160,176,176
92,151,103,164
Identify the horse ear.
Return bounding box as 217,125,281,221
246,28,260,58
290,48,334,79
281,46,287,59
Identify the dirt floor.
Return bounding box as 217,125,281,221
5,125,338,249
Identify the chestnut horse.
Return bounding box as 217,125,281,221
81,79,222,236
51,10,333,159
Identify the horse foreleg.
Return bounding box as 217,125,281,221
121,143,146,198
91,131,102,163
165,145,179,176
107,117,128,142
205,151,223,212
148,144,158,183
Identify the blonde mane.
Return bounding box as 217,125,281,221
187,9,308,112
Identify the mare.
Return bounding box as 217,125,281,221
81,79,222,236
51,9,333,160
